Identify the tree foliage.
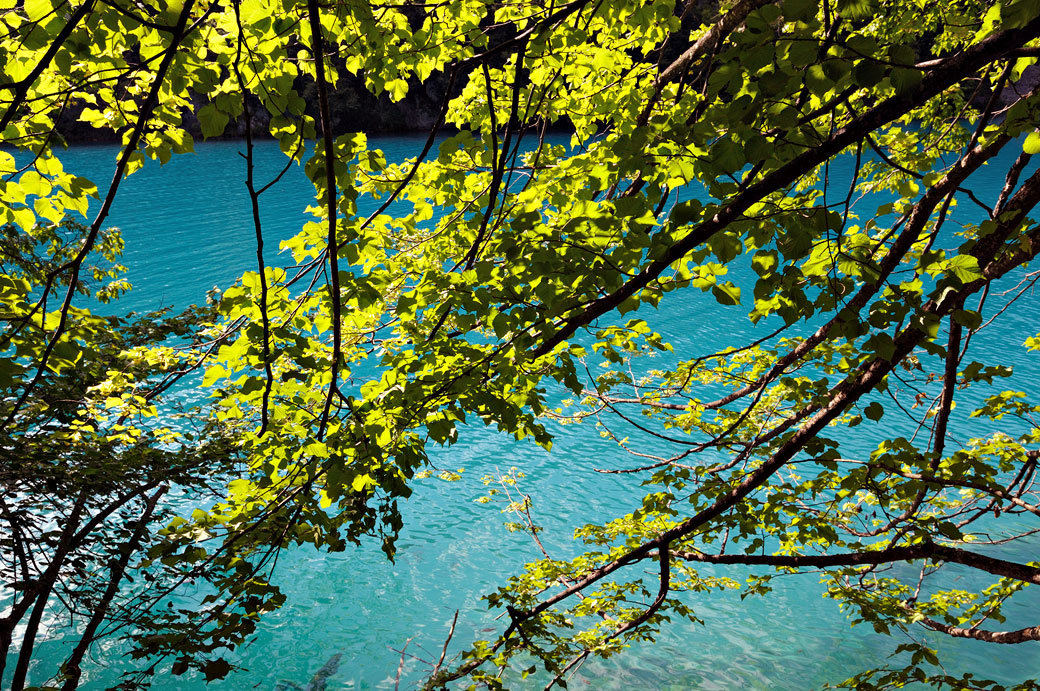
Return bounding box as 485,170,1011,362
4,0,1040,688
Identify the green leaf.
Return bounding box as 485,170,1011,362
946,254,982,282
203,658,232,681
23,0,52,21
783,0,816,21
837,0,877,19
1024,131,1040,155
952,309,982,329
853,60,885,88
711,282,741,306
197,103,230,139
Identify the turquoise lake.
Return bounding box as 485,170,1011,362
18,136,1040,689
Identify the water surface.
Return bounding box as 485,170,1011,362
19,137,1040,689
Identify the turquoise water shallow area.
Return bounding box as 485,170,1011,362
18,137,1040,689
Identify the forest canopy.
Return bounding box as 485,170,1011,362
3,0,1040,688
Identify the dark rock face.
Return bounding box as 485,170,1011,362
309,72,454,134
53,68,456,144
967,64,1040,114
997,65,1040,108
54,106,119,145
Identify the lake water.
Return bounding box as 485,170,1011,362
17,137,1040,689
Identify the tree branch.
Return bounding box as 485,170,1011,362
532,17,1040,358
